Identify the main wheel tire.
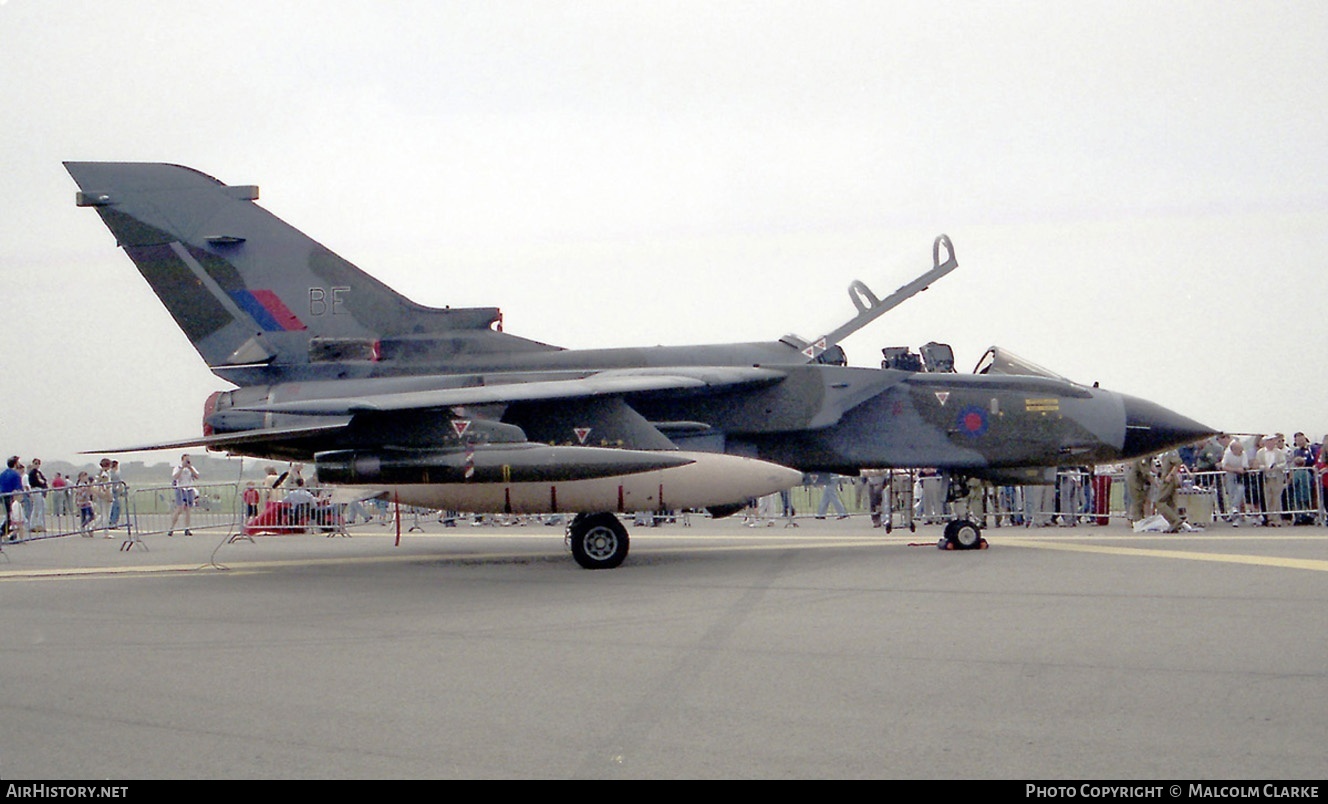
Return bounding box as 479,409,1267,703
569,513,630,569
943,519,982,550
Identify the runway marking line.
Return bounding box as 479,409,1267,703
0,552,471,582
997,536,1328,572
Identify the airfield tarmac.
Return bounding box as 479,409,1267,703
0,515,1324,779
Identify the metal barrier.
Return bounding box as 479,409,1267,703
230,484,396,539
966,466,1324,529
135,481,391,540
731,470,1119,528
2,481,130,545
0,476,481,552
1188,467,1322,525
3,464,1324,551
1,480,397,551
124,481,244,541
903,470,1113,528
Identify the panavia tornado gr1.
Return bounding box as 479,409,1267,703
65,162,1213,567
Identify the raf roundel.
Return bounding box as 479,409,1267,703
956,405,988,437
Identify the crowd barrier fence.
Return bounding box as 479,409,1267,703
741,466,1327,528
3,465,1325,550
0,481,406,551
2,481,130,545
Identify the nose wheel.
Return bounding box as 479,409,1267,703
942,519,985,550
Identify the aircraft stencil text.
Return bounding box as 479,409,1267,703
309,286,349,316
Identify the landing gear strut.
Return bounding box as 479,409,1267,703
567,512,630,569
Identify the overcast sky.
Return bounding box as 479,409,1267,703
3,1,1326,465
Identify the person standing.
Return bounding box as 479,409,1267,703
1023,480,1055,527
1153,452,1186,532
94,458,114,536
168,454,200,536
778,488,797,527
1057,467,1085,527
1197,435,1231,515
861,469,887,528
1289,432,1315,523
74,472,96,535
26,458,48,533
1221,439,1251,524
263,466,287,506
1,457,23,539
242,482,260,520
7,481,28,541
814,473,848,519
107,460,126,529
1317,436,1328,521
1254,435,1286,526
1124,456,1151,523
50,472,68,519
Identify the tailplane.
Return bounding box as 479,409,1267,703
65,162,554,383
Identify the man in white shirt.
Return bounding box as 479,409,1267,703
1221,439,1250,523
284,479,317,530
168,454,200,536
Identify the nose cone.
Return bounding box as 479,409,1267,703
1121,394,1215,458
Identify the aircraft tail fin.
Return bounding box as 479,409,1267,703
65,162,552,382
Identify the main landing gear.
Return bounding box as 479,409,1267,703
567,513,630,570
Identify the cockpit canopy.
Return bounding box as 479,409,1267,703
973,346,1070,381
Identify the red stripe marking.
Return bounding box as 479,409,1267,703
250,289,306,331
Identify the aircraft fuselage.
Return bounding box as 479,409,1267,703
205,340,1197,484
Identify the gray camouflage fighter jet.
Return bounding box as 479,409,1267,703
65,162,1212,567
